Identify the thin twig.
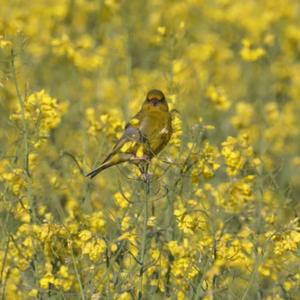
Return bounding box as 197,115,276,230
11,49,30,177
62,151,85,175
0,236,10,299
138,165,150,300
70,246,86,300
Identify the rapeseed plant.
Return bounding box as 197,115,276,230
0,0,300,299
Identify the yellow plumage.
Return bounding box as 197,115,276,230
86,89,172,178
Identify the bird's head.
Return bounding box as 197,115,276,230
142,89,169,112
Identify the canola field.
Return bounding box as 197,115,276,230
1,1,300,299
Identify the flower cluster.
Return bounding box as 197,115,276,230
0,0,300,299
10,89,67,148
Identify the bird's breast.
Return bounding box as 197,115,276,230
139,111,172,155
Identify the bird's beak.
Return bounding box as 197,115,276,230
150,98,160,106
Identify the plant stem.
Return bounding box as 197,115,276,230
11,50,30,177
70,246,86,300
0,236,10,299
11,49,37,223
138,171,150,300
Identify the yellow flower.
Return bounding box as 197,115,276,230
240,39,266,62
111,243,118,252
231,102,254,129
157,26,166,35
206,85,231,111
28,289,38,297
114,191,131,208
40,273,55,289
82,239,106,261
10,90,67,146
121,216,131,231
0,36,12,48
115,292,132,300
130,118,140,126
79,230,92,241
177,291,187,300
58,265,69,278
147,216,156,227
168,241,183,257
135,144,145,158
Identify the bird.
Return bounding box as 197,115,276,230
86,89,173,179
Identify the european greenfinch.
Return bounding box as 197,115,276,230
86,89,172,178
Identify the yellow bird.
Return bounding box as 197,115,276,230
86,89,173,178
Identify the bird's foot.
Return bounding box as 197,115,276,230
141,172,152,183
131,155,151,164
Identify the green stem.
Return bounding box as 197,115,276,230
0,236,10,299
11,50,30,177
138,175,150,299
11,50,37,225
70,247,86,300
11,50,37,223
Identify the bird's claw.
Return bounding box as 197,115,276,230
142,172,152,183
131,155,151,164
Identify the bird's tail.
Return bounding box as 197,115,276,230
86,154,130,179
86,153,134,179
85,161,113,179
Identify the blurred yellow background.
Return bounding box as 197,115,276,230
0,0,300,299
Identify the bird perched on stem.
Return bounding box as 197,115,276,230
86,89,173,179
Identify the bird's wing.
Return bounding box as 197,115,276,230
102,112,143,163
